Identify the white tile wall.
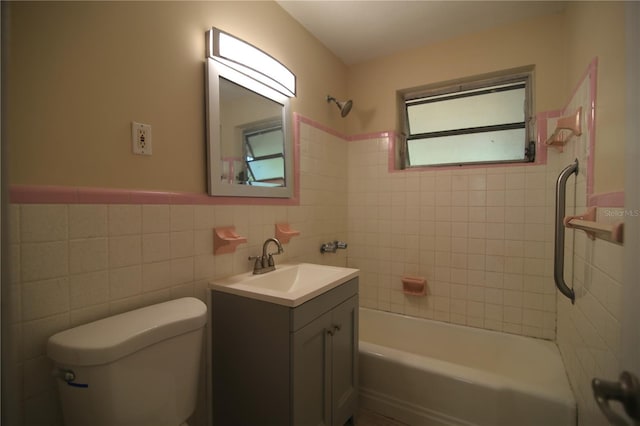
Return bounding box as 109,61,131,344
348,135,557,338
9,121,349,426
552,71,624,426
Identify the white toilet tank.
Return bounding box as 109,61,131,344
47,297,207,426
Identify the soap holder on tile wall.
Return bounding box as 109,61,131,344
545,107,583,151
213,226,247,255
275,223,300,244
564,207,624,245
402,276,427,296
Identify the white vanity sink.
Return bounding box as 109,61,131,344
210,263,359,307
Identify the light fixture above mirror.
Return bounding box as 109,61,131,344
205,27,297,198
206,28,296,98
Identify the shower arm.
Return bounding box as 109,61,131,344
553,159,579,304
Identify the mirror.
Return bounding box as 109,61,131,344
205,31,294,198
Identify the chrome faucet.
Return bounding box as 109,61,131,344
320,241,348,254
249,237,284,274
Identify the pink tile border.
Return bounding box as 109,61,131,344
348,131,394,142
589,191,624,207
295,113,348,140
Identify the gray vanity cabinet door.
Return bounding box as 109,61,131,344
292,311,333,426
330,295,358,426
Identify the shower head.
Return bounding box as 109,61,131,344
327,95,353,117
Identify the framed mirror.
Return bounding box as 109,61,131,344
205,28,295,198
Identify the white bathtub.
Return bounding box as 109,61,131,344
359,308,576,426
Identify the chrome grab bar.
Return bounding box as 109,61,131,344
554,159,579,304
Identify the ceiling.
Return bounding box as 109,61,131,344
276,1,566,65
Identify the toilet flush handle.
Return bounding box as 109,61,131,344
53,368,89,388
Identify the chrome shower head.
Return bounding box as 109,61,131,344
327,95,353,117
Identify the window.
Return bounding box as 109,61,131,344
401,68,535,167
243,122,285,187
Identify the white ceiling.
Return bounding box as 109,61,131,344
276,1,566,65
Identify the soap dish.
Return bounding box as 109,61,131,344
402,276,426,296
213,226,247,255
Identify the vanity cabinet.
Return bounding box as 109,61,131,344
211,277,358,426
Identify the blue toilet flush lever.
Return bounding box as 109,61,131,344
53,368,89,388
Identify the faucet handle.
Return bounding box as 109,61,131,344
335,241,348,249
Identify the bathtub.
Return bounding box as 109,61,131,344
359,308,576,426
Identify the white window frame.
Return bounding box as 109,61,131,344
400,67,536,168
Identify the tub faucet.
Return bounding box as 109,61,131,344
320,241,348,254
249,237,284,274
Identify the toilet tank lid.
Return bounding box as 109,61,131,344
47,297,207,366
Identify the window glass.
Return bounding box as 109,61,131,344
246,127,283,157
403,71,533,167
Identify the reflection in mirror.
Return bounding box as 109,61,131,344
219,78,284,187
205,28,296,198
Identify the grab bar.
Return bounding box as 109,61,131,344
553,159,579,304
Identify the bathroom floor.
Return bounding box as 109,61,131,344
357,408,408,426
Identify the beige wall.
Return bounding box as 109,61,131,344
346,12,568,135
5,1,348,193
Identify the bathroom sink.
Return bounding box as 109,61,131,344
210,263,359,307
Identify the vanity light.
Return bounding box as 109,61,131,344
206,27,296,98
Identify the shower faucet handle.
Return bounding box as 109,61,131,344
320,240,348,253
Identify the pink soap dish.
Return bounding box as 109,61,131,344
402,276,426,296
213,226,247,255
275,223,301,244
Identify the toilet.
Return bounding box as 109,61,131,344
47,297,207,426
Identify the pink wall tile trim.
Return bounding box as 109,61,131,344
586,58,598,202
589,191,624,207
9,185,78,204
294,113,348,140
348,131,394,141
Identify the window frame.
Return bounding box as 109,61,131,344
400,67,536,168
